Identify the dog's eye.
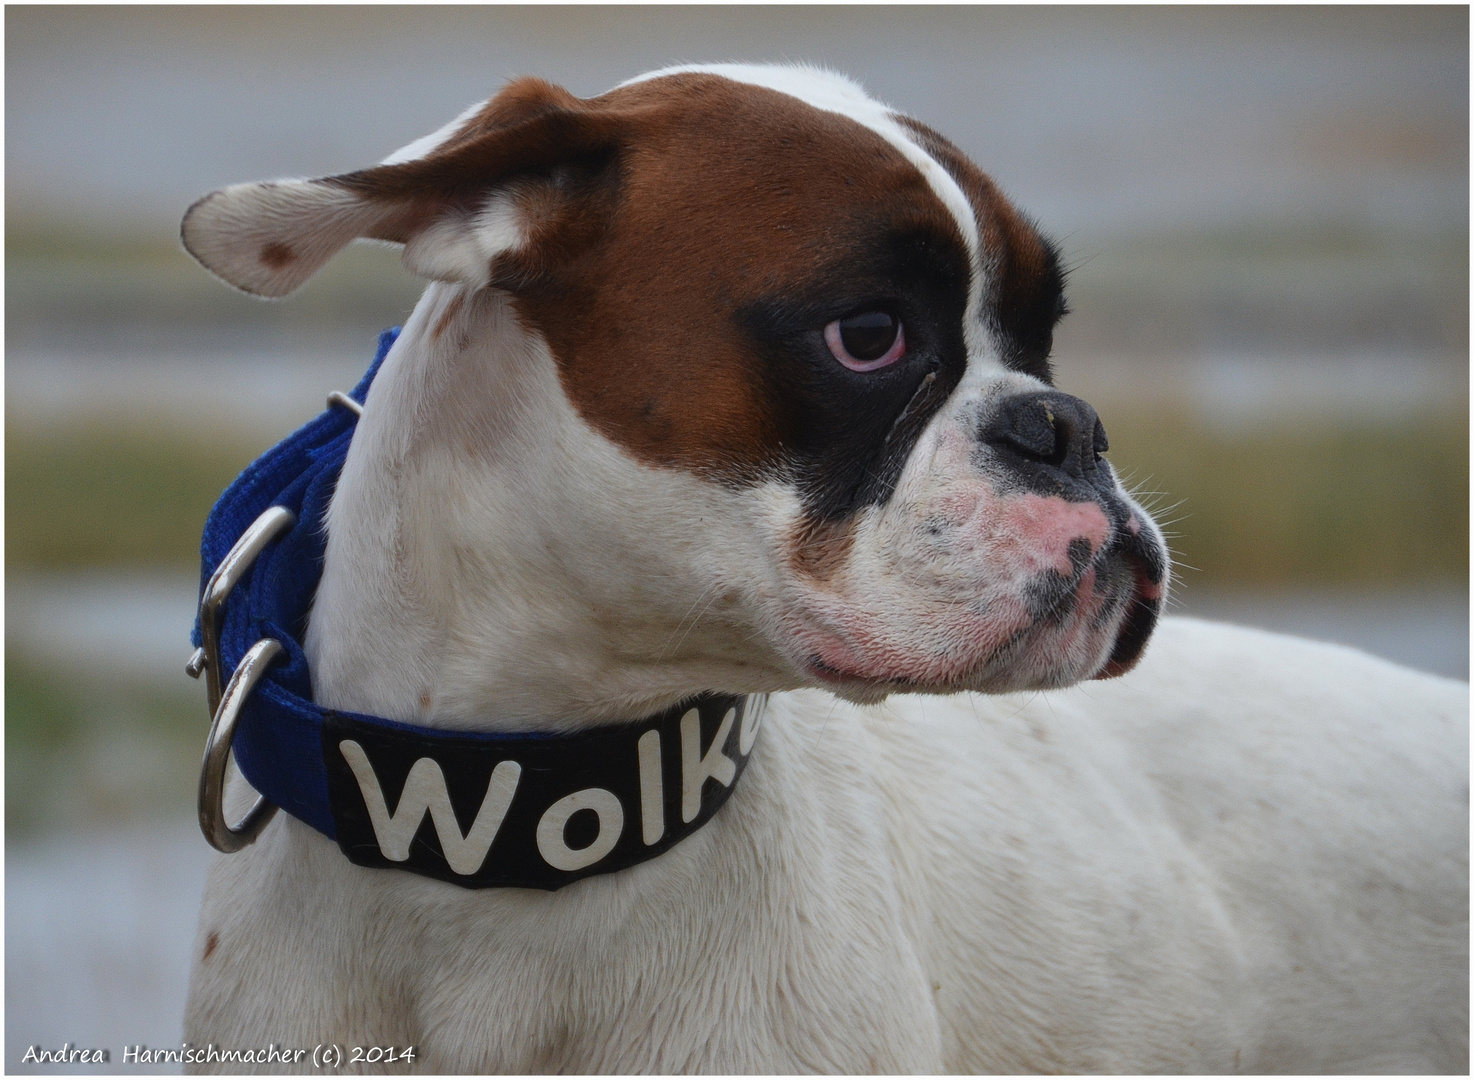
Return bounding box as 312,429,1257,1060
825,311,905,372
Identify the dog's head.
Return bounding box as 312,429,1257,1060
184,65,1168,712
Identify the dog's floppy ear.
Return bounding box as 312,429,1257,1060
181,78,624,298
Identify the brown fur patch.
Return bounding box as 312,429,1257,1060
260,242,295,269
314,74,1052,539
504,75,963,484
203,932,219,961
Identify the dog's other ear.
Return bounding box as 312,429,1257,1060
181,78,623,298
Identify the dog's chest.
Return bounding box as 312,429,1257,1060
293,697,945,1072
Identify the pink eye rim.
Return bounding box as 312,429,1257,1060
824,312,906,372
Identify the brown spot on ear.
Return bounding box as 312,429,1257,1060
433,294,465,340
790,515,857,581
260,242,295,269
203,932,219,961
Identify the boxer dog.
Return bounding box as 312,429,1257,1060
180,65,1467,1073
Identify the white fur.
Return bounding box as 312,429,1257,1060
400,193,525,289
183,66,1468,1073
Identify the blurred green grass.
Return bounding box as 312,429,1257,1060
1105,409,1469,585
5,652,202,835
6,425,266,569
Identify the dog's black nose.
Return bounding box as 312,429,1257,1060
979,391,1108,482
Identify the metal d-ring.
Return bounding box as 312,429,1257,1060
199,638,284,852
326,390,363,417
187,505,296,716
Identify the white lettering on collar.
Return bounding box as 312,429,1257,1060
637,729,665,845
536,787,625,871
339,739,521,875
680,706,737,823
739,696,765,755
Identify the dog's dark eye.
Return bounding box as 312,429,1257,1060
825,311,905,372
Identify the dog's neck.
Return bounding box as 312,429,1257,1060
305,283,793,734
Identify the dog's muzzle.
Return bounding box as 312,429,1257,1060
978,389,1167,680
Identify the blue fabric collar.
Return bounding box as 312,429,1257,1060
192,329,759,890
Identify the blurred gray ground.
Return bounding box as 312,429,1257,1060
9,6,1468,365
7,823,212,1076
5,6,1467,1074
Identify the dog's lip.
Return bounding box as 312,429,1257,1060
1089,527,1166,680
805,654,921,690
1091,563,1163,679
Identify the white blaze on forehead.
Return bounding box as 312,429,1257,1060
380,98,490,165
620,63,993,365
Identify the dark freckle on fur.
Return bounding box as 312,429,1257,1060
419,690,432,711
790,516,858,581
203,932,219,961
260,242,295,269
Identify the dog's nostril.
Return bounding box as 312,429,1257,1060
1000,399,1067,464
982,392,1105,481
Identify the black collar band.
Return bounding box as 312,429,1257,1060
327,692,762,890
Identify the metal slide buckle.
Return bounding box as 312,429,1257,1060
186,505,296,713
325,389,364,417
187,504,295,852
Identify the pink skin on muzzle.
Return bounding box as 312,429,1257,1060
790,484,1135,689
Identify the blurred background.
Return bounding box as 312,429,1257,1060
6,5,1467,1072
